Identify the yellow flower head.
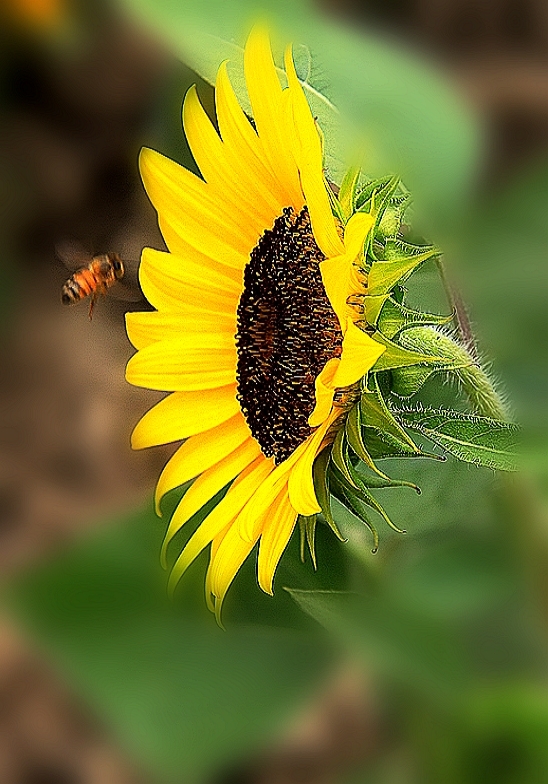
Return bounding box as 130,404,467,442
126,27,385,619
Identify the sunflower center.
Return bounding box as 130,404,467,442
236,206,343,464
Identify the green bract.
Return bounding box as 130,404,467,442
302,170,519,560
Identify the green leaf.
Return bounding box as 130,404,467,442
397,407,520,471
286,589,467,699
122,0,480,218
6,508,334,782
137,17,346,182
292,41,312,82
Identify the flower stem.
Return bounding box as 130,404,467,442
436,259,479,361
435,259,508,421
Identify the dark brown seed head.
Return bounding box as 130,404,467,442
236,207,343,464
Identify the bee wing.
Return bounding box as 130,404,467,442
108,267,144,303
55,239,92,271
118,255,141,291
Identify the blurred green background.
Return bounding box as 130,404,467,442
0,0,547,782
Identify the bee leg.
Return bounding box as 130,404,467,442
88,294,98,320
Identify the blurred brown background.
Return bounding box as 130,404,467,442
0,1,546,782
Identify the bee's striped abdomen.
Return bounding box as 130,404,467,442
61,268,96,305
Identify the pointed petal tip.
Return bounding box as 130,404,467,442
160,549,169,570
138,146,159,181
214,597,227,629
258,575,274,596
181,83,199,120
129,429,144,451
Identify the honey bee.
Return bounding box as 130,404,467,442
57,241,141,319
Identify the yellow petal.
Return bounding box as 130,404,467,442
238,408,337,540
257,489,297,594
161,438,262,566
140,148,250,267
287,408,339,516
174,456,273,598
318,254,351,329
237,456,293,542
139,247,241,315
212,525,258,625
131,386,240,449
126,309,236,350
215,62,284,215
154,412,251,512
125,336,236,392
184,85,279,233
319,212,373,329
332,321,386,388
244,26,303,210
344,210,374,258
205,525,228,612
154,217,243,285
308,358,339,427
284,46,344,258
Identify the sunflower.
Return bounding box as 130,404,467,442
125,27,387,619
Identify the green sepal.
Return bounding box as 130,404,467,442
382,237,434,261
345,462,406,534
331,427,360,489
354,174,393,212
377,206,402,239
370,174,400,222
377,298,453,341
365,176,401,260
361,427,445,462
297,514,318,568
312,447,345,541
391,365,435,397
363,294,390,326
338,163,361,219
377,191,412,239
345,402,392,479
326,177,345,224
371,333,453,372
351,460,421,494
329,468,380,553
367,245,439,296
396,407,520,471
360,376,420,455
